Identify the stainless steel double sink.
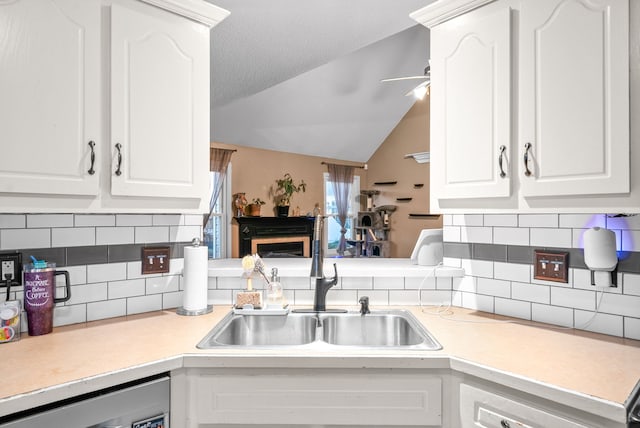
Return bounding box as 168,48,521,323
197,310,442,350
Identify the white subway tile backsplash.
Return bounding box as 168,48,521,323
483,214,518,227
166,258,184,276
135,226,169,244
184,215,204,226
559,214,605,229
87,263,127,283
494,262,530,283
493,227,529,246
153,214,183,226
443,225,461,242
599,293,640,318
405,276,435,290
511,282,550,304
56,265,87,286
0,215,25,229
87,299,126,321
74,215,116,227
621,230,640,252
389,290,420,306
127,294,162,315
96,227,134,245
67,283,108,305
607,214,640,230
1,229,50,250
293,290,314,305
477,278,511,298
436,277,453,290
217,277,247,290
54,304,87,327
452,214,483,226
495,298,531,320
550,287,595,311
624,317,640,340
170,225,201,243
359,290,389,305
208,289,233,305
530,228,572,248
116,214,153,226
453,276,476,293
518,214,558,228
27,214,73,228
461,293,494,312
574,310,623,336
443,215,453,226
51,227,95,247
341,277,373,290
373,276,404,290
280,277,312,290
460,259,493,278
162,291,183,309
460,227,492,244
108,279,146,299
531,303,573,327
624,273,640,296
419,290,452,306
146,275,180,295
326,290,358,306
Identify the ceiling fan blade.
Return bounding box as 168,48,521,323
380,75,428,83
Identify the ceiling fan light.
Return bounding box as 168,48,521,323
413,85,428,99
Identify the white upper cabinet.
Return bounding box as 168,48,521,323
110,2,209,199
519,0,629,197
413,0,633,213
0,0,100,196
0,0,229,212
429,5,512,200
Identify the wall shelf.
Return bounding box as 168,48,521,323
396,197,412,202
409,213,440,219
373,181,397,186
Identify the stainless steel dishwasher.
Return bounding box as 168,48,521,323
0,374,170,428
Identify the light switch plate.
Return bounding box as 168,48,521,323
141,246,171,274
534,250,569,283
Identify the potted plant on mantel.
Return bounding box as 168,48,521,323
246,198,265,216
273,173,306,217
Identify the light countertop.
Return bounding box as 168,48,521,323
1,306,639,422
209,257,464,277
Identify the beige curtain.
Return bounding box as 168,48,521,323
326,163,355,255
203,148,235,230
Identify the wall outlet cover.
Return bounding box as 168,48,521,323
141,247,171,275
534,250,569,283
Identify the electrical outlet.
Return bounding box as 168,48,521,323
0,252,22,284
141,247,170,274
534,250,568,283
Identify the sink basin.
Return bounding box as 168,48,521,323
198,312,317,347
197,309,441,350
322,311,440,349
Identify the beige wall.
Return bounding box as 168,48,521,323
211,142,366,257
366,96,442,257
213,94,441,258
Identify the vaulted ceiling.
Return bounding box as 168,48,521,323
208,1,433,162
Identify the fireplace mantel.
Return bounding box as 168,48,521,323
235,216,316,258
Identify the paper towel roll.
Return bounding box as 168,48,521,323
182,245,209,311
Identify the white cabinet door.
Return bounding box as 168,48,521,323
519,0,629,197
430,5,512,200
110,2,209,199
0,0,100,196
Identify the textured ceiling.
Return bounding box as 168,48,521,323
208,1,434,161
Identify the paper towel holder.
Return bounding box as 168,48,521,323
177,237,214,316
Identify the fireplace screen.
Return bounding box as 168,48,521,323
251,236,310,258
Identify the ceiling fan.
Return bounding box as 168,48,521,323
381,64,431,99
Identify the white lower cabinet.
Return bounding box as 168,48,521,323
458,382,626,428
172,368,444,427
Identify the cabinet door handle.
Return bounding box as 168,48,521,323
87,141,96,175
523,142,533,177
500,420,511,428
114,143,123,176
498,145,506,178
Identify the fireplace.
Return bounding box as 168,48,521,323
235,216,315,258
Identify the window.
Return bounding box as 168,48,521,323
204,165,232,259
323,172,360,256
